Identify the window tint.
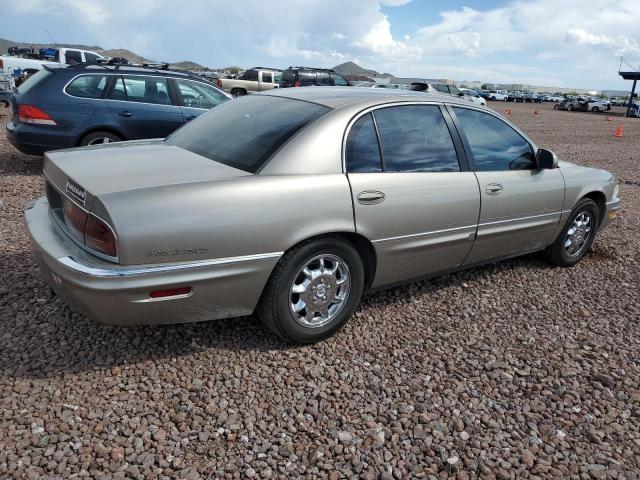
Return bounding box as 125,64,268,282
244,70,258,81
84,52,100,63
452,107,535,171
333,74,349,86
166,96,329,173
373,105,460,172
107,77,127,101
120,76,171,105
65,50,82,64
346,114,382,173
16,69,53,95
65,74,109,98
175,78,228,109
262,72,273,83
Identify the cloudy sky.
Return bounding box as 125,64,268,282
2,0,639,90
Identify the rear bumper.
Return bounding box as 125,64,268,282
25,196,281,326
6,120,75,156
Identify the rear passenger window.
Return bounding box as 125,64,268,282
120,76,171,105
452,107,535,171
262,72,273,83
373,105,460,172
65,75,109,98
346,114,382,173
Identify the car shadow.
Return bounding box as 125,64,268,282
0,249,562,380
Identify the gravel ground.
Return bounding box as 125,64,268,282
0,101,638,479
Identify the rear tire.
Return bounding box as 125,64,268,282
79,131,122,147
231,88,247,97
591,106,600,112
258,237,364,344
545,199,599,267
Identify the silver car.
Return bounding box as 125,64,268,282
25,88,621,343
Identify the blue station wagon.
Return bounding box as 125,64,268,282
6,64,231,155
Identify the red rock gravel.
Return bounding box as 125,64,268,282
0,102,638,479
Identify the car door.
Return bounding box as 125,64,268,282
346,104,481,287
106,74,184,139
448,106,565,265
173,77,230,123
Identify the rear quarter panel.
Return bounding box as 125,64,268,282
98,174,355,265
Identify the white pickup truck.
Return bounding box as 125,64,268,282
0,47,107,77
487,90,508,101
215,68,281,97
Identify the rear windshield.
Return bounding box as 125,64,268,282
166,95,330,173
17,69,53,95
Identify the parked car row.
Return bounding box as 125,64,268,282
553,96,611,112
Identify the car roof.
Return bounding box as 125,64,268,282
259,86,472,109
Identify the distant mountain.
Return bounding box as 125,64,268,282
0,37,102,54
97,48,151,64
170,61,205,70
332,61,387,78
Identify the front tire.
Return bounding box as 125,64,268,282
258,237,364,344
591,106,600,112
545,199,599,267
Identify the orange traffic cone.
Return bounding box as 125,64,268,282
505,109,511,115
604,116,612,121
613,125,623,138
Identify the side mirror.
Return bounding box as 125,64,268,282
537,148,558,169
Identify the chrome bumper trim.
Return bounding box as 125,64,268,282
57,252,283,278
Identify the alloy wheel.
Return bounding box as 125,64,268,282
564,212,592,257
289,254,351,328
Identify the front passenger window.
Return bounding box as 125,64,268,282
452,107,535,171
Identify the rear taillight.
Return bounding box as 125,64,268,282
294,81,301,87
61,198,117,257
63,199,88,242
85,216,117,257
216,78,222,88
18,104,57,126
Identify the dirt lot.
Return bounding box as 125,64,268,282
0,101,638,479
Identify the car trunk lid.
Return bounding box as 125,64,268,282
44,139,250,211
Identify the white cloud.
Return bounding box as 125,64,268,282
3,0,640,89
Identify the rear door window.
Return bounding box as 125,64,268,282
261,72,273,83
373,105,460,172
346,113,382,173
120,75,171,105
166,96,329,173
65,74,109,98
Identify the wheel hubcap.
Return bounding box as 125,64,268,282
564,212,592,257
88,137,113,145
289,254,350,328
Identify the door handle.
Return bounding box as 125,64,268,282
485,183,503,195
119,111,133,118
357,190,385,205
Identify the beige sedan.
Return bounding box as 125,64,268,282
26,88,620,343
